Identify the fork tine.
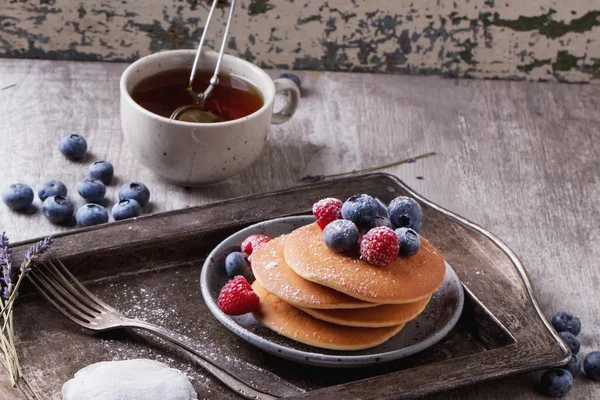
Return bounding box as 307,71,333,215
28,271,93,325
51,260,118,312
41,262,108,313
34,266,100,317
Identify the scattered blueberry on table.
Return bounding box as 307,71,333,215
77,178,106,202
540,368,573,397
552,311,582,336
278,72,301,89
42,195,74,225
2,183,34,211
323,219,359,253
76,204,109,227
58,133,87,160
388,196,423,233
584,352,600,380
119,182,150,207
89,160,114,184
38,180,67,202
225,251,253,281
559,331,581,355
341,194,378,230
112,199,142,221
395,227,421,256
565,355,581,376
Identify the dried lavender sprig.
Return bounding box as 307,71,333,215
300,151,436,183
0,233,8,249
21,236,53,273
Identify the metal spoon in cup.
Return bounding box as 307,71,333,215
170,0,236,123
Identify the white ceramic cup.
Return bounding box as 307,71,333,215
120,49,300,186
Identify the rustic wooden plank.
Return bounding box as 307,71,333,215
0,1,599,82
0,58,599,399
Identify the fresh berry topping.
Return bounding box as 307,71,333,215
89,160,115,184
59,133,87,160
112,199,142,221
2,183,34,211
559,331,580,355
584,351,600,380
564,355,581,376
119,182,150,207
225,251,254,281
241,234,271,258
77,178,106,202
217,276,260,316
552,311,581,336
395,227,421,256
323,219,359,253
360,226,399,266
42,195,74,225
341,194,378,229
312,198,343,230
76,204,109,227
388,196,423,233
540,368,573,397
38,180,67,202
365,216,393,232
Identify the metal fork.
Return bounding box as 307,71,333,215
27,260,304,399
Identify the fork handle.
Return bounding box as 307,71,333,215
123,320,304,398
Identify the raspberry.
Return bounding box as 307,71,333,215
241,234,270,258
360,226,399,266
312,198,343,230
218,276,260,315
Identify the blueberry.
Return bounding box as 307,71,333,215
42,195,74,224
388,196,423,233
341,194,378,229
278,72,301,88
76,204,108,227
58,133,87,160
38,180,67,202
552,311,581,336
323,219,359,253
559,331,580,355
2,183,34,211
395,227,421,256
119,182,150,207
364,216,393,232
584,351,600,380
77,178,106,202
112,199,142,221
540,368,573,397
564,355,581,376
225,251,253,281
89,160,114,184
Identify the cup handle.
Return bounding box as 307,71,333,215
271,78,300,125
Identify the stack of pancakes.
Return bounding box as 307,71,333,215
251,223,446,350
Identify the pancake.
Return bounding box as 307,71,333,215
284,223,446,304
251,281,405,350
252,235,377,309
298,295,431,328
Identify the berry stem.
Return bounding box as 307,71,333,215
301,151,436,183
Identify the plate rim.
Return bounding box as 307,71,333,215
200,215,465,367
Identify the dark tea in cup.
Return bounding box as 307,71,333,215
131,69,264,121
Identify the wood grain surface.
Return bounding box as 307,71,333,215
0,57,599,399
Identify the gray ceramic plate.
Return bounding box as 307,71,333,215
200,216,464,367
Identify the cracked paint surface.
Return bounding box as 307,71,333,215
0,0,598,83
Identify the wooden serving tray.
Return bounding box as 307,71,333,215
6,174,568,399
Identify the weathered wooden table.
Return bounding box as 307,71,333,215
0,58,598,399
